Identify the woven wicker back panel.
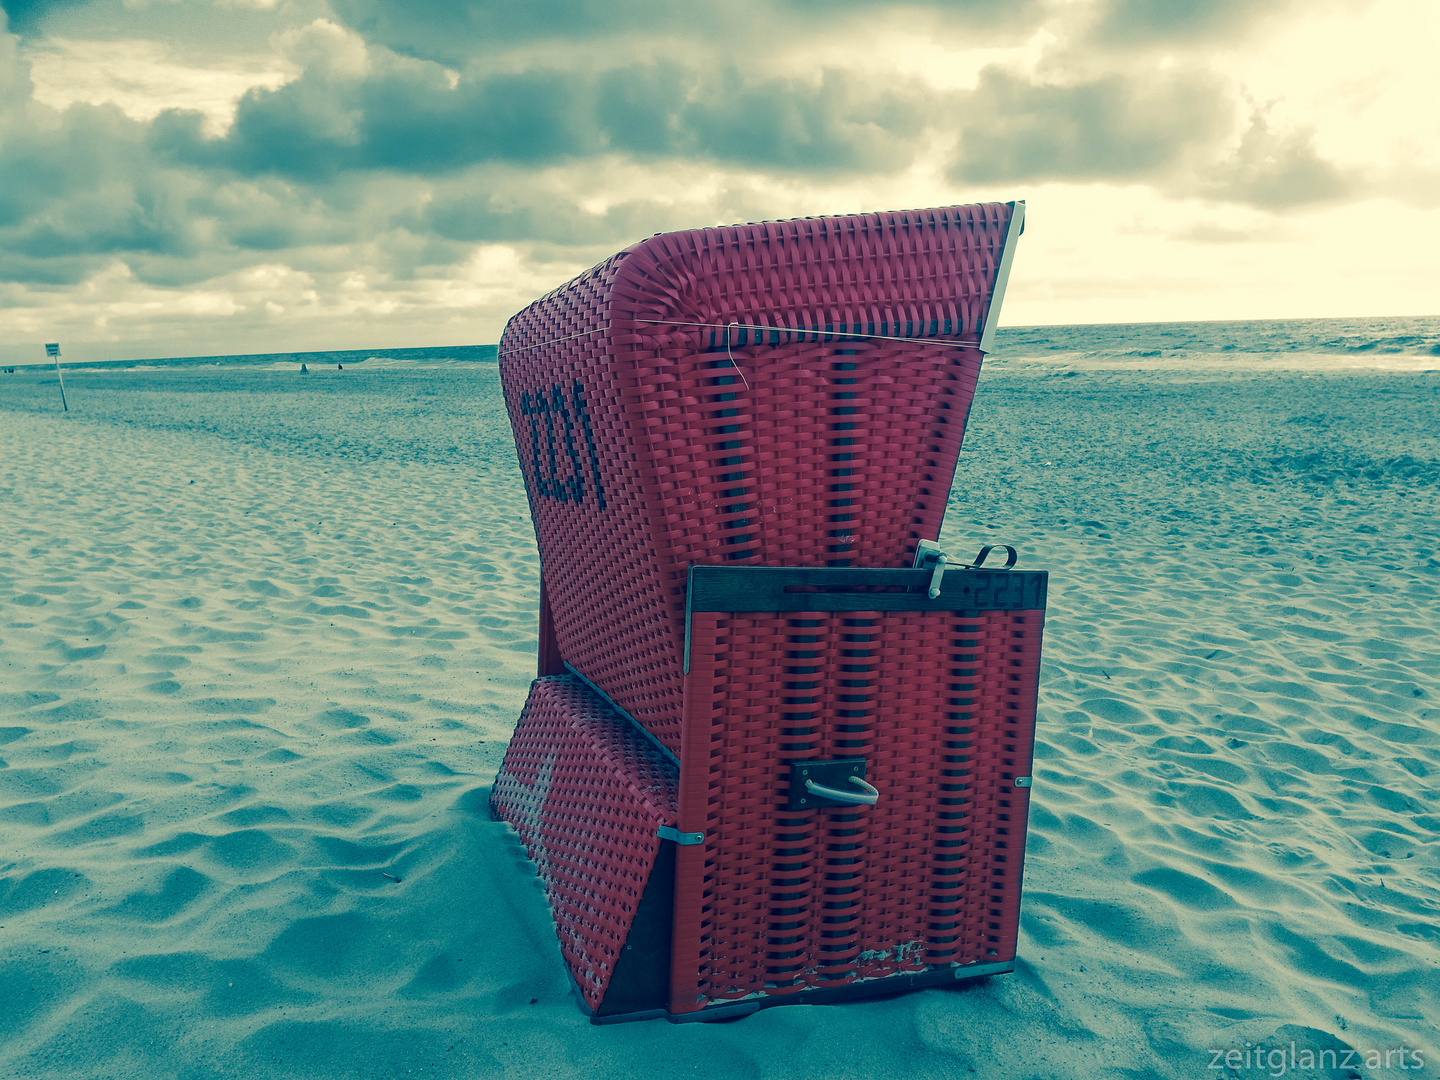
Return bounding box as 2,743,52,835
490,676,678,1011
500,204,1017,753
667,607,1042,1012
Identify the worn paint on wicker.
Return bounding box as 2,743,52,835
499,203,1018,755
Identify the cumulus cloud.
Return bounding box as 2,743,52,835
416,189,686,248
950,66,1233,184
329,0,1045,65
1088,0,1289,44
0,0,1417,351
0,13,30,117
0,34,200,283
145,22,937,180
25,36,291,135
947,66,1358,210
1200,112,1357,209
1085,0,1370,46
0,9,800,345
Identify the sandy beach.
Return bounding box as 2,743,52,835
2,355,1437,1078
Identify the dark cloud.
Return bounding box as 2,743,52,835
0,0,88,36
680,68,927,171
329,0,1042,65
0,0,1387,314
0,248,98,285
192,176,372,253
0,40,723,291
1088,0,1290,44
9,0,326,57
331,0,696,60
1086,0,1377,48
0,20,706,292
0,36,351,285
0,102,205,274
950,66,1233,184
148,62,602,178
1201,114,1357,209
152,46,935,180
948,67,1357,211
415,188,698,248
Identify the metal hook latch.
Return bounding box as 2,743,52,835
913,539,1018,598
657,825,705,846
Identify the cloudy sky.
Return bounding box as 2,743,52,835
1,0,1436,361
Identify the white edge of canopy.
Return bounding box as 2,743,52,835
978,200,1025,355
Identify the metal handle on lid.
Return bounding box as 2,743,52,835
926,553,949,600
914,539,1019,598
803,775,879,806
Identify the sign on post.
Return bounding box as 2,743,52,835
44,343,68,412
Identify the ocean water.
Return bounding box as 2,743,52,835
994,314,1440,368
5,315,1438,381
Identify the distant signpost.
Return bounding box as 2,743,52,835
45,343,68,412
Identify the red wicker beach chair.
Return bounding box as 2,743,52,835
491,565,1045,1020
498,202,1025,754
491,202,1041,1021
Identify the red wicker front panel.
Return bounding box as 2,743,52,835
490,676,678,1011
500,204,1015,752
668,608,1043,1012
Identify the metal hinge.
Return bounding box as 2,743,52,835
1014,776,1033,788
657,825,705,846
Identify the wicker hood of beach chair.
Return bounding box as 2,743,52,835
498,202,1025,754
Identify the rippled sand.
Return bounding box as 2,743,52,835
1,361,1436,1078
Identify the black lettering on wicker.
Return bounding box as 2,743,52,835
521,388,565,501
520,383,607,507
572,380,607,510
551,384,587,503
536,390,565,501
519,391,553,499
